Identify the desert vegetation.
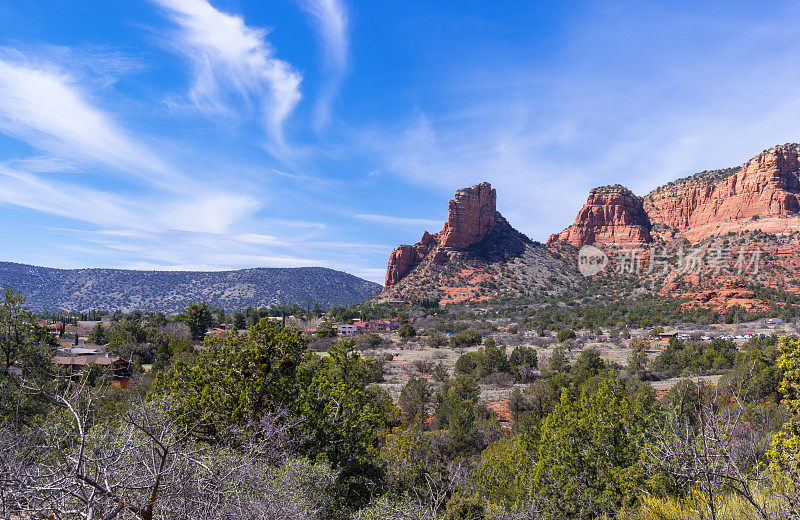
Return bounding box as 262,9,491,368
5,287,800,519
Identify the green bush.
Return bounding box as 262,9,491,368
450,330,482,349
557,329,576,343
398,324,416,338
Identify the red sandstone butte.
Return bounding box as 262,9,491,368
644,144,800,240
547,185,652,248
384,182,500,287
439,183,498,248
550,144,800,247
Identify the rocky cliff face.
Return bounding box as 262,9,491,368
439,183,498,248
384,232,435,286
547,185,652,247
383,182,530,290
550,144,800,247
644,144,800,237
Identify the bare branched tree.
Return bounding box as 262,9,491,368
647,375,800,520
1,376,322,520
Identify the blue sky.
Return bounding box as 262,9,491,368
1,0,800,283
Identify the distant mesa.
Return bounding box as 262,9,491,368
381,142,800,308
644,143,800,242
549,143,800,247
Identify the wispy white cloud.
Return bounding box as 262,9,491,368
152,0,302,144
162,193,260,234
297,0,348,128
272,168,341,186
9,43,149,87
0,52,177,188
8,156,83,173
0,165,144,228
52,226,390,281
355,213,441,228
0,46,279,263
0,163,260,236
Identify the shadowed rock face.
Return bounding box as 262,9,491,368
384,182,530,288
547,186,652,247
550,144,800,247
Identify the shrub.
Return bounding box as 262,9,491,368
557,329,576,343
398,324,416,338
444,493,486,520
455,352,480,376
426,332,449,348
411,359,435,374
399,377,430,423
450,330,482,350
509,346,538,382
433,362,449,382
482,372,514,387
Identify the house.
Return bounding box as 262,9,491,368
767,318,783,325
336,324,358,336
659,332,679,340
205,328,227,338
358,319,399,332
51,354,131,385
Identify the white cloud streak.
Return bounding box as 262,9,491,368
297,0,348,128
0,163,260,236
0,53,177,188
153,0,302,144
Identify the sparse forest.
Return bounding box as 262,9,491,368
4,287,800,520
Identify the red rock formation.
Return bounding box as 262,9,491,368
682,282,767,313
439,183,498,248
384,232,434,286
550,144,800,247
384,182,522,288
548,186,652,247
644,144,800,239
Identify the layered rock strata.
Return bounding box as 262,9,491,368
547,185,652,247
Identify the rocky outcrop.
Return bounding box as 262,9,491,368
644,144,800,239
384,232,434,286
548,185,652,247
439,183,498,248
383,182,530,288
550,144,800,247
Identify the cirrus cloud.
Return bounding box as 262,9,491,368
153,0,302,145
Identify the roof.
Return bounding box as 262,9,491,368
52,355,125,366
58,347,103,356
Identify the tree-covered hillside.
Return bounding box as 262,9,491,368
0,262,381,312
